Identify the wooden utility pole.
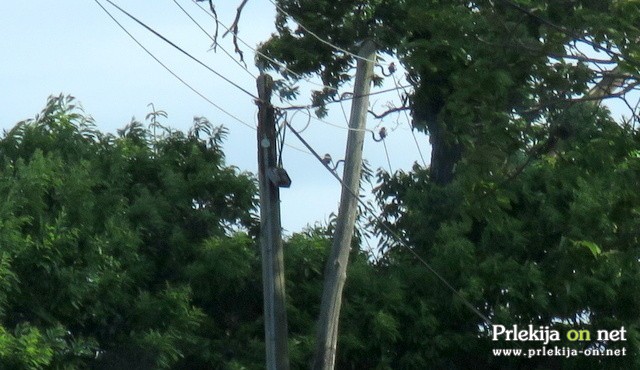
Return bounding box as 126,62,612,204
257,73,290,370
312,40,376,370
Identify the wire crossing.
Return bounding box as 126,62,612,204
93,0,255,131
173,0,256,79
102,0,259,101
94,0,314,156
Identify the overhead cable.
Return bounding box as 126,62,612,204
392,74,427,166
278,84,414,112
172,0,256,79
192,0,344,94
94,0,312,156
93,0,255,131
267,0,380,65
102,0,259,101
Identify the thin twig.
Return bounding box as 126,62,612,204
222,0,249,65
368,106,410,119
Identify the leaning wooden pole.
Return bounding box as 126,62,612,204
312,40,376,370
257,73,290,370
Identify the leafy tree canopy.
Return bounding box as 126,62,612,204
261,0,640,183
0,95,258,369
256,1,640,368
375,103,640,368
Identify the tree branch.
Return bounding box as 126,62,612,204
368,106,410,119
222,0,249,65
208,0,219,51
587,66,638,100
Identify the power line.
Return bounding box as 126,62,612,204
94,0,312,156
306,110,374,133
193,0,416,143
382,138,393,173
278,84,414,112
285,119,492,326
102,0,259,101
335,94,392,172
275,85,415,135
192,0,343,95
93,0,255,131
103,0,416,155
172,0,256,79
392,74,427,167
267,0,381,65
281,108,311,133
329,89,395,175
191,0,415,135
172,0,312,156
289,92,422,135
97,0,486,325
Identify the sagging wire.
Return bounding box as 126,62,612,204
286,108,312,134
101,0,259,101
275,110,288,168
173,0,255,79
382,134,392,173
391,72,427,167
267,0,386,65
192,0,342,95
92,0,256,131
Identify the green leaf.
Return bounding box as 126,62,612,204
573,240,602,258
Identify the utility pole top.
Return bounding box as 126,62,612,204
257,74,274,102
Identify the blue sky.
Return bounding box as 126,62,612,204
0,0,430,234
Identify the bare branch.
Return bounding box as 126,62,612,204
547,53,619,65
208,0,219,50
194,0,219,50
222,0,249,65
619,95,640,126
368,106,410,119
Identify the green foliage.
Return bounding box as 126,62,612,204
375,104,640,368
260,2,640,366
0,95,257,369
5,89,638,370
282,230,330,367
